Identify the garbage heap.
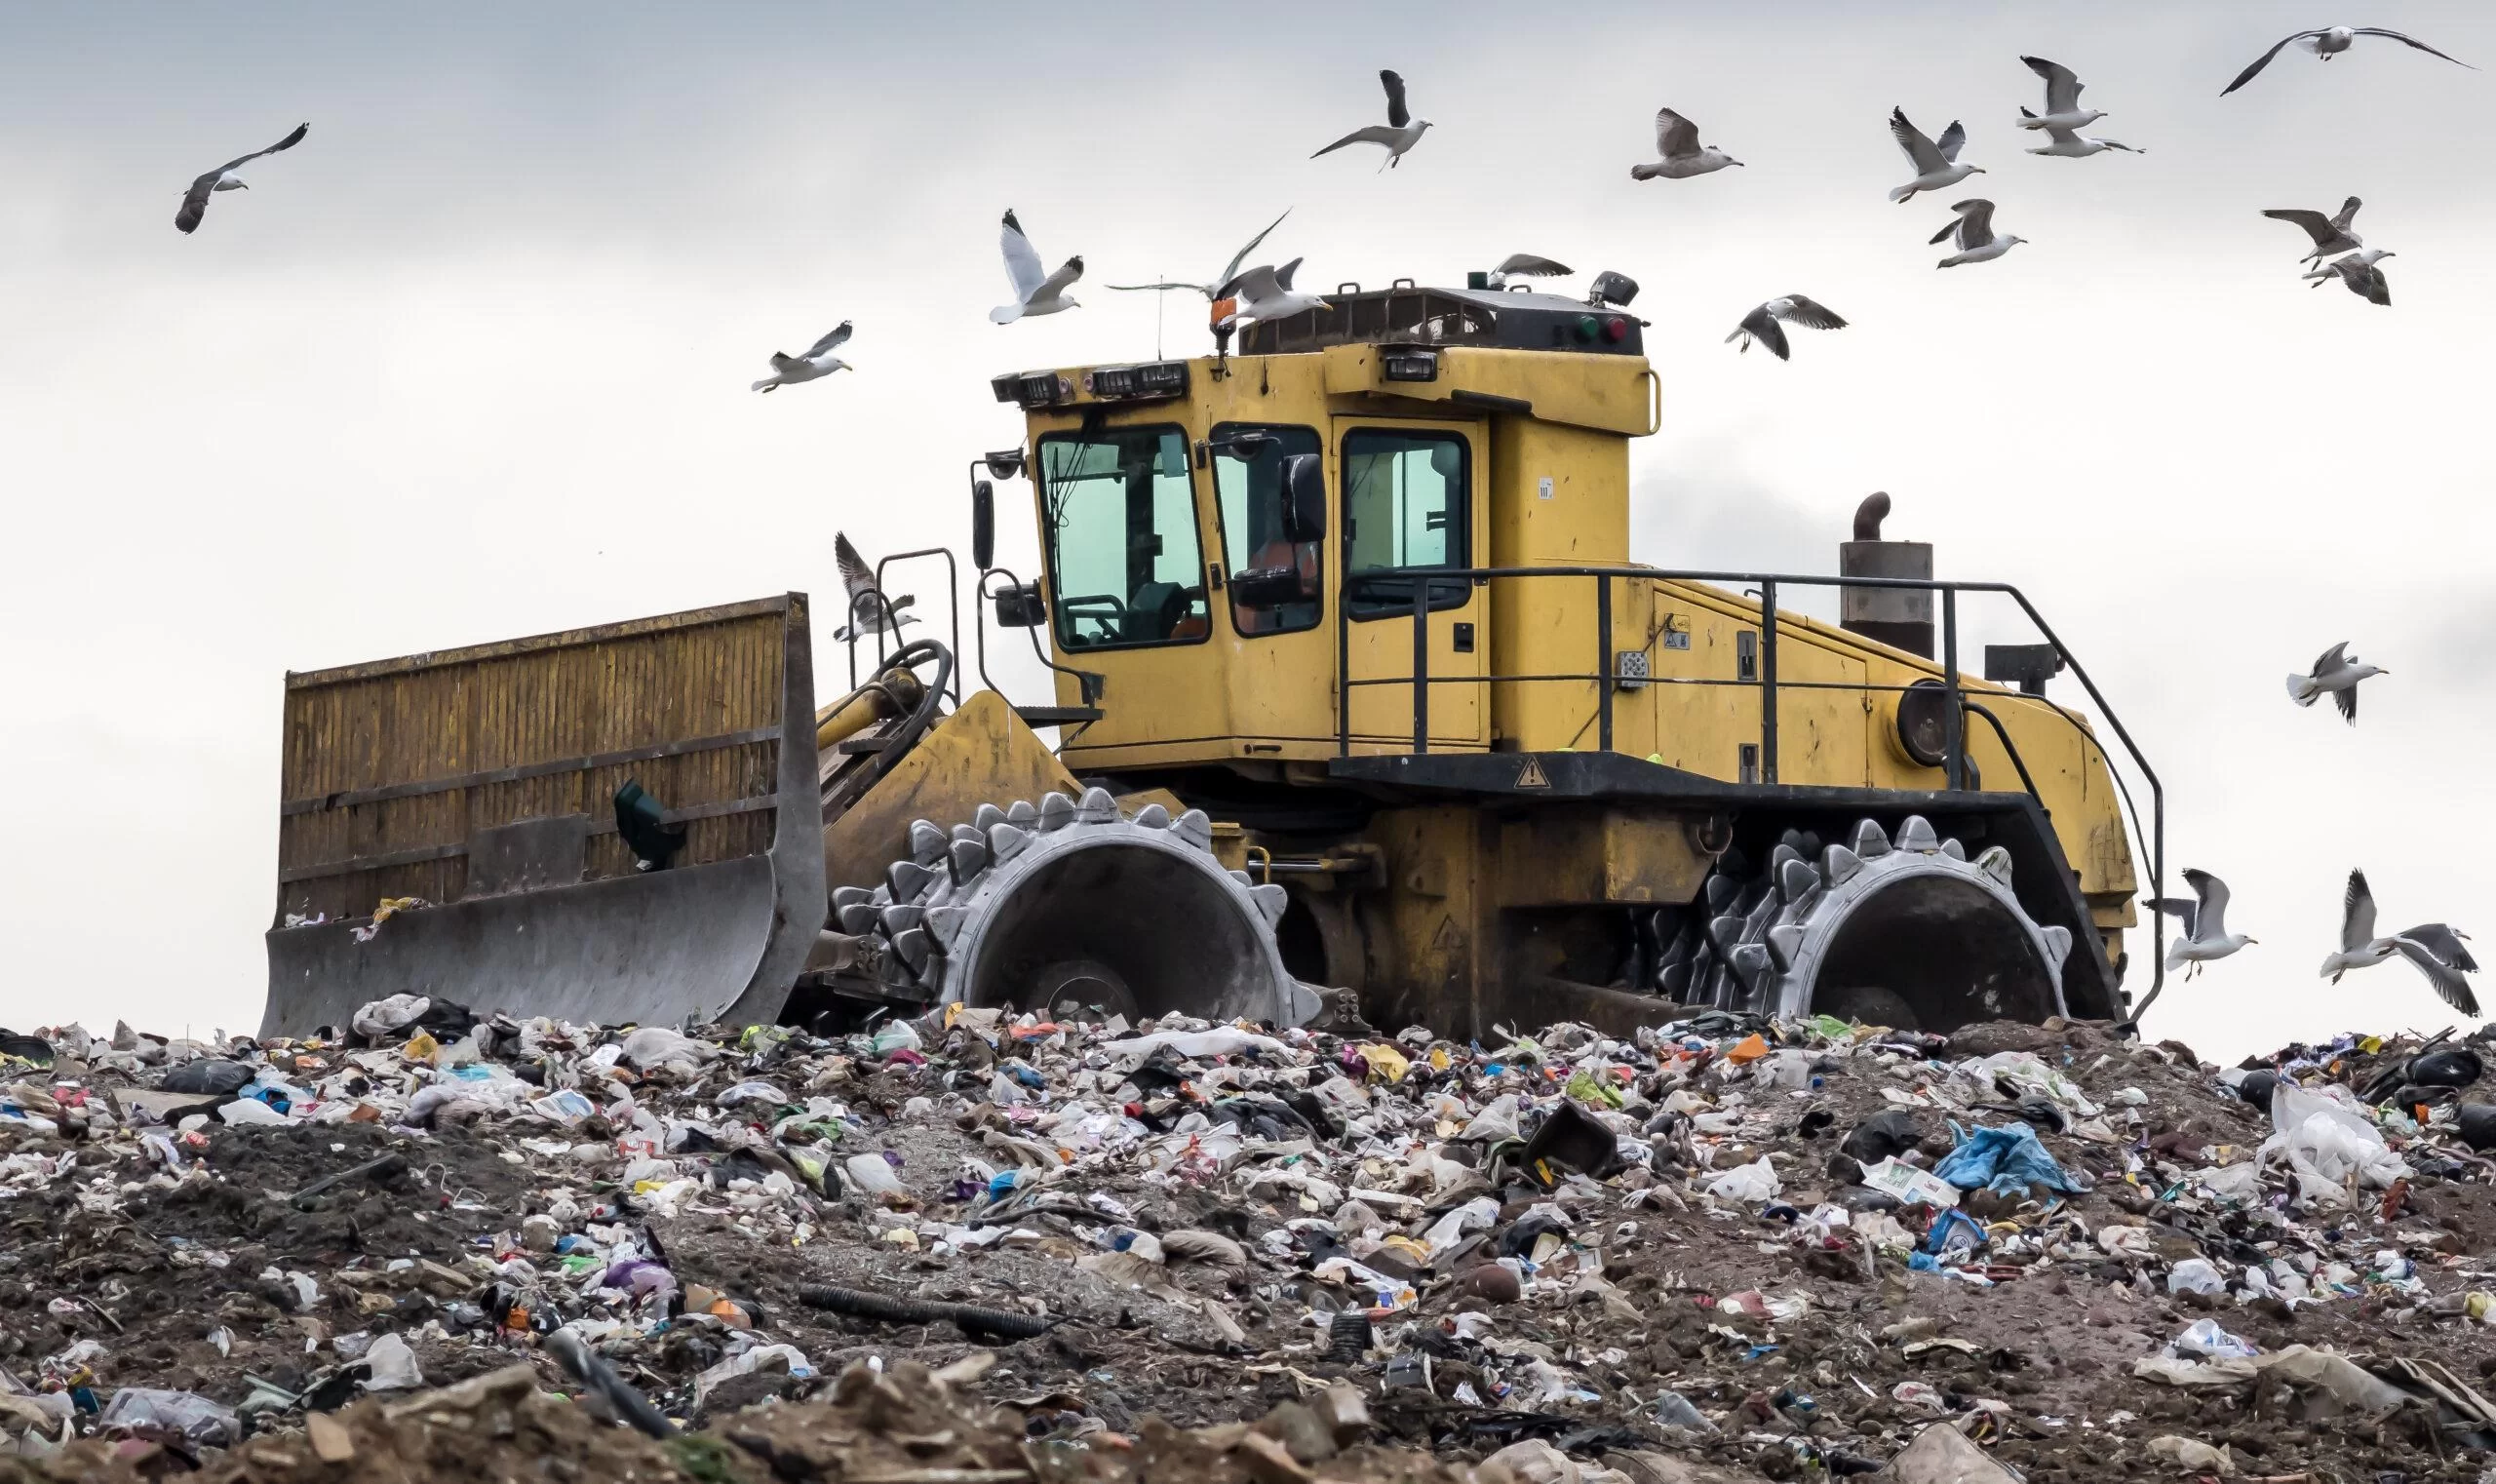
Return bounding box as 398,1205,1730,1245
8,1002,2496,1484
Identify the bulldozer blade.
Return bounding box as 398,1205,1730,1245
261,595,825,1037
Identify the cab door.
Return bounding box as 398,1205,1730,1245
1335,418,1490,750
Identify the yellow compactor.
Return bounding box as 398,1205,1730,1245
262,275,2157,1040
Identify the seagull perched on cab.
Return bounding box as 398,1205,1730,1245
990,210,1081,325
1213,259,1333,332
2286,641,2387,722
2223,25,2474,95
1485,254,1572,289
1725,296,1849,361
175,122,308,234
2264,198,2365,263
1888,108,1982,204
1107,209,1293,300
751,322,852,393
1930,199,2026,268
2320,869,2479,1016
832,532,917,644
2306,249,2394,305
1312,70,1431,170
1631,108,1742,180
2016,58,2106,133
2151,869,2257,979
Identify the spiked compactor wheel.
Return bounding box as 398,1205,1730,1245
1658,814,2075,1032
834,787,1323,1027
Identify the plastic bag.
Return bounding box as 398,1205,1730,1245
1932,1121,2083,1195
1460,1094,1522,1144
2170,1317,2259,1361
2263,1080,2408,1197
97,1388,239,1448
361,1332,423,1389
2167,1258,2227,1296
1703,1156,1779,1204
843,1153,904,1196
870,1021,923,1055
349,994,430,1039
1651,1389,1717,1433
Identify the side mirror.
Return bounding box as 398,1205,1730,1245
993,581,1045,628
1229,566,1306,608
1281,452,1326,544
971,480,995,570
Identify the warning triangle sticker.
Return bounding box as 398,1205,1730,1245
1514,756,1550,789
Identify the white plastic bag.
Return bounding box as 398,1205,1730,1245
350,995,430,1040
2167,1258,2226,1297
1460,1094,1521,1144
843,1153,905,1196
1703,1156,1779,1204
2262,1081,2408,1198
362,1332,424,1390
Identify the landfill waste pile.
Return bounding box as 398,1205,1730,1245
10,1004,2496,1482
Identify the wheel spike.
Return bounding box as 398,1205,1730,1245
1005,800,1039,826
1850,819,1892,858
1975,845,2015,886
973,803,1006,833
838,902,877,934
948,839,990,884
1820,844,1863,886
1038,794,1076,832
1171,808,1215,852
1939,838,1967,861
988,823,1032,862
1130,802,1172,830
1076,786,1118,823
887,860,936,901
909,821,948,865
1777,857,1819,904
1896,815,1941,853
832,885,873,910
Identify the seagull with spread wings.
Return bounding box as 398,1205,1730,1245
175,122,308,234
2150,869,2257,979
2223,25,2474,96
2320,870,2479,1016
1312,70,1432,170
1631,108,1742,179
1930,200,2026,268
2306,249,2394,305
751,322,853,393
1107,209,1294,300
1485,254,1572,289
1213,258,1333,332
2287,642,2387,721
1725,296,1849,361
989,210,1082,325
832,532,918,644
2264,197,2365,263
2016,58,2106,133
1888,108,1982,204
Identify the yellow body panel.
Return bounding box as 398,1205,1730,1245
1010,339,2138,931
818,690,1077,895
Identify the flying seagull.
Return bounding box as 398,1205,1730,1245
1930,199,2026,268
1312,70,1432,170
2021,115,2141,157
175,122,308,234
2264,198,2364,263
1631,108,1742,180
2306,249,2394,305
2017,58,2106,133
1485,253,1572,289
752,321,853,393
1888,108,1982,204
1213,258,1333,332
833,532,918,644
1107,209,1292,299
2150,869,2257,979
990,210,1081,325
2320,869,2479,1016
2286,641,2386,722
1725,296,1849,361
2224,26,2474,96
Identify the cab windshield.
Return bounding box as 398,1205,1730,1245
1039,426,1209,650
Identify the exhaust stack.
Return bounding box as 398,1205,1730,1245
1838,492,1933,658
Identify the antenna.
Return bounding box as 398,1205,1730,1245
1154,273,1163,361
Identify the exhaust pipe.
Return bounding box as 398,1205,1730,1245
1838,492,1933,658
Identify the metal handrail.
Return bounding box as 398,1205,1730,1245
1332,562,2165,1021
854,548,963,705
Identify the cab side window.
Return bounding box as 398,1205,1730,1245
1212,425,1323,636
1039,427,1210,649
1343,429,1467,616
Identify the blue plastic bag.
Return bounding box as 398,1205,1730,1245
1922,1209,1987,1258
1932,1121,2082,1195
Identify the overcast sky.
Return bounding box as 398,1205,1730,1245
4,2,2490,1060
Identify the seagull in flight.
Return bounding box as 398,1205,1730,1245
1631,108,1742,180
2021,116,2142,158
752,322,853,393
2306,249,2394,305
2264,198,2365,263
175,122,308,234
2320,869,2479,1016
2286,641,2387,722
2223,25,2474,96
2150,869,2256,979
1725,296,1848,361
1930,200,2026,268
1213,258,1333,332
1312,70,1431,170
1106,209,1292,300
1485,254,1572,289
990,210,1081,325
2016,58,2107,134
832,532,917,644
1888,108,1982,204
